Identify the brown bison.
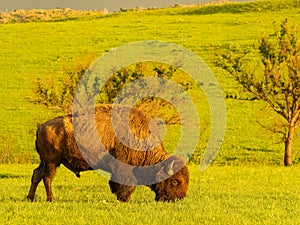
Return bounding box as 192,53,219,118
27,104,189,202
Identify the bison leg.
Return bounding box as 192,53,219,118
27,163,44,202
43,163,57,202
109,180,136,202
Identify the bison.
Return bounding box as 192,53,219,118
27,104,189,202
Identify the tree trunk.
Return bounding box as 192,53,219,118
284,123,295,166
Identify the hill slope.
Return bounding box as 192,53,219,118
0,0,300,164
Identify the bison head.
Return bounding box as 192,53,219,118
150,156,189,202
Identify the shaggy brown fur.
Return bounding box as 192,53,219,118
27,104,189,202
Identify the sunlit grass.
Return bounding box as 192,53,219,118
0,164,299,224
1,1,300,224
1,0,300,164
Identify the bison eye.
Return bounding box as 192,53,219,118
171,179,180,186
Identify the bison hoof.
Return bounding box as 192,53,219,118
26,195,34,202
46,197,55,202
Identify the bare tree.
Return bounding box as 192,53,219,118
216,19,300,166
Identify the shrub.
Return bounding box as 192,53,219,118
34,54,96,112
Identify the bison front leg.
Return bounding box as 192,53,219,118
43,163,57,202
109,180,136,202
27,163,44,202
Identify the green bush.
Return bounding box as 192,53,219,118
34,54,96,112
34,59,195,125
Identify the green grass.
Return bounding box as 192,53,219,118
1,1,300,223
0,164,299,224
1,0,300,164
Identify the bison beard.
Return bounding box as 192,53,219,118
27,104,189,202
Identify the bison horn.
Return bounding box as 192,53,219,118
167,160,175,176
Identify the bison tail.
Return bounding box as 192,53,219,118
35,130,42,156
35,139,39,152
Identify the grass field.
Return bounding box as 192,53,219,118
0,164,299,225
1,0,300,224
1,0,300,164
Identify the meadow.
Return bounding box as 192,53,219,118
1,164,300,225
0,0,300,224
1,0,300,164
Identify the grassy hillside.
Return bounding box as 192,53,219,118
1,0,300,165
1,1,300,224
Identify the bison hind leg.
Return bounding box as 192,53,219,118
109,180,136,202
27,162,45,202
43,163,58,202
